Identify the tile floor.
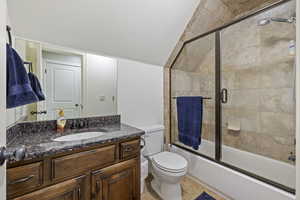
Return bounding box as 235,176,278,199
142,175,226,200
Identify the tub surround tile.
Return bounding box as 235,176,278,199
164,0,231,143
239,131,258,153
188,10,224,39
222,72,238,90
255,134,295,162
222,129,241,148
202,123,215,142
165,41,184,70
235,67,260,89
220,0,279,16
260,112,295,136
259,88,295,113
222,46,262,70
229,89,261,110
163,68,171,144
223,130,295,163
259,60,294,89
237,109,261,133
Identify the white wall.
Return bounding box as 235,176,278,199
84,54,117,117
42,51,82,66
0,0,7,199
296,0,300,198
117,59,163,127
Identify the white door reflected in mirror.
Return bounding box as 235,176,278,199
45,59,81,120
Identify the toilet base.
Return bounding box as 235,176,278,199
151,177,182,200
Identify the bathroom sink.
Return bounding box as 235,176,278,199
53,132,105,142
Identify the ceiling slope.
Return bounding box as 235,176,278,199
8,0,199,65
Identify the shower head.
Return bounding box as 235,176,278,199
257,14,296,26
271,16,296,23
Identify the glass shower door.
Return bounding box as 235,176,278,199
171,33,216,159
220,0,296,190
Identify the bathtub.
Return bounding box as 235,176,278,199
172,140,296,200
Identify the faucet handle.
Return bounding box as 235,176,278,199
79,121,86,128
70,120,76,129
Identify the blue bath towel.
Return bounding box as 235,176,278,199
28,72,45,101
195,192,216,200
177,96,203,150
6,44,39,108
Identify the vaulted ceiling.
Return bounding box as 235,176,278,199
7,0,199,65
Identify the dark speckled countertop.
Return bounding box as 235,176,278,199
6,116,144,164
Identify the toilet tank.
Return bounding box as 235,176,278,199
139,125,164,157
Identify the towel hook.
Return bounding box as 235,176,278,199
24,61,33,73
6,25,12,46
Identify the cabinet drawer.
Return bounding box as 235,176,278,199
52,145,116,181
120,140,140,159
13,175,86,200
7,162,43,198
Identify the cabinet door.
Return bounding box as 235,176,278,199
13,175,87,200
92,158,140,200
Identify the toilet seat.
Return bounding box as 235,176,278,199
152,152,187,173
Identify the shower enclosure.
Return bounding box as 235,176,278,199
170,0,296,193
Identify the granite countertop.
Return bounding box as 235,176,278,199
7,123,144,164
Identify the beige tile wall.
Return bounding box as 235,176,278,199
164,0,296,164
220,1,296,163
164,0,234,144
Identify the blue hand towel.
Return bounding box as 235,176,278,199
176,96,203,150
28,72,45,101
6,44,39,108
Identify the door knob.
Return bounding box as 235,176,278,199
0,147,26,166
75,104,83,109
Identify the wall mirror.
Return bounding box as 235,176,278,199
7,37,118,125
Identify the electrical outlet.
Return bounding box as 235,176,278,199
99,96,105,101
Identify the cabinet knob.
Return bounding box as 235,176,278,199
124,146,134,152
0,146,26,166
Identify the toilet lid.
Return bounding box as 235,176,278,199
152,152,187,173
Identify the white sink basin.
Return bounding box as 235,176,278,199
53,132,105,142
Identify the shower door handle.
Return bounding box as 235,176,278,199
221,88,228,104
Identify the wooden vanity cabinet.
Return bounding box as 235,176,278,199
7,138,141,200
13,175,87,200
92,158,139,200
7,162,43,198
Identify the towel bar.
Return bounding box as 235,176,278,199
172,97,212,100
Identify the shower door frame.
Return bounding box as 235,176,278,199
169,0,295,194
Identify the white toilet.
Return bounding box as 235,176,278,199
140,125,188,200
